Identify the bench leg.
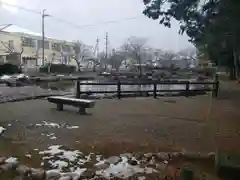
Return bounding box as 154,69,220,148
78,107,86,114
57,104,63,111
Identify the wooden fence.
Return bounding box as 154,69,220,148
75,80,219,99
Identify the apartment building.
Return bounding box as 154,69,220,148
0,25,75,68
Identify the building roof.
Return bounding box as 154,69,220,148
1,25,42,37
0,25,81,47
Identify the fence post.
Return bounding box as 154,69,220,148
117,80,121,99
215,73,219,82
186,81,190,97
76,79,80,99
214,81,219,97
153,81,157,99
212,74,219,98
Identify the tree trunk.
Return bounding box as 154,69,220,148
77,62,81,72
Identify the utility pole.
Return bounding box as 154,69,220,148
104,32,108,70
96,37,100,60
93,37,100,60
92,37,100,72
105,32,108,59
42,9,49,66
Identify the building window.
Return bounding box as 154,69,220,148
21,37,36,47
52,43,61,51
37,40,50,49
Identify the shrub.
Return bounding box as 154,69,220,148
0,63,22,76
39,64,76,74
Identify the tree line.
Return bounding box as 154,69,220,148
73,37,197,72
142,0,240,79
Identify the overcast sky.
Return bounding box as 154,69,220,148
0,0,193,51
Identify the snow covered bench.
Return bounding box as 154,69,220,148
48,96,95,114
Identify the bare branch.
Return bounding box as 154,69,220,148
73,41,92,71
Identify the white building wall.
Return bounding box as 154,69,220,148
0,31,76,68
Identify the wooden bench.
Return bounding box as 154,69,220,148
48,96,95,114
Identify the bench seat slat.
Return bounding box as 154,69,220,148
49,96,93,103
47,96,95,113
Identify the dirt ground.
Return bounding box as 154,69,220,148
0,80,239,171
0,87,239,163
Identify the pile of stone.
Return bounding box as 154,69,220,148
0,151,215,180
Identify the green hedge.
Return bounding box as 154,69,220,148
39,64,76,73
0,63,22,76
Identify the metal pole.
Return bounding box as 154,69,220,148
139,54,142,78
42,9,46,66
117,80,121,99
76,79,80,99
105,32,108,59
186,81,190,97
153,81,157,98
105,32,108,70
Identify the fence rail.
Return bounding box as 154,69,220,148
75,80,219,99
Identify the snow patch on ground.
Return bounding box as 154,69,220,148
96,156,156,179
50,160,68,169
50,136,57,140
41,133,57,140
38,146,158,179
138,176,146,180
71,167,87,175
36,121,61,128
67,126,79,129
25,154,32,158
5,157,18,164
39,145,87,174
35,121,79,130
39,145,63,155
0,126,6,135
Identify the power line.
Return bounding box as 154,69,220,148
0,2,41,14
1,2,142,30
50,15,141,29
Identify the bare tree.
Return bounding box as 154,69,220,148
109,49,125,71
178,48,197,68
98,51,108,69
73,41,92,72
19,47,24,67
47,52,56,73
159,51,176,61
1,40,24,67
121,37,147,76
